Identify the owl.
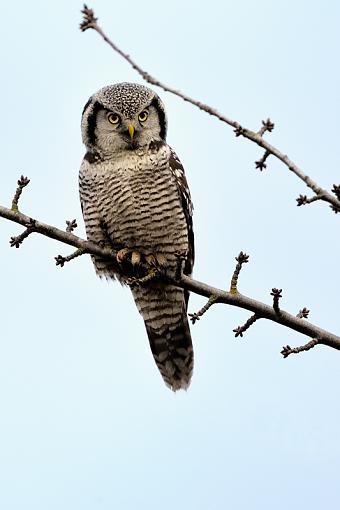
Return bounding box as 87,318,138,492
79,83,194,391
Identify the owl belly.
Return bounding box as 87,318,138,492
100,161,188,263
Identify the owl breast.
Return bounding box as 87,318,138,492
80,144,189,278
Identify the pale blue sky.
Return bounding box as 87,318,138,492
1,1,340,508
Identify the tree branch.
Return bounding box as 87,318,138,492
2,6,339,364
80,4,340,214
0,203,119,270
1,201,340,354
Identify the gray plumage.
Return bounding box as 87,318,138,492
79,83,194,391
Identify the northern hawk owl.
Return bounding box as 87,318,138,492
79,83,194,391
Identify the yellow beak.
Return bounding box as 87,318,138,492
128,124,135,140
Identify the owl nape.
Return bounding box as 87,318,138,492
79,83,194,391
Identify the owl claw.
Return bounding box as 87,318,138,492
131,251,141,266
145,254,157,267
116,248,142,266
145,253,167,268
154,253,167,267
116,248,166,270
116,248,131,263
126,276,139,287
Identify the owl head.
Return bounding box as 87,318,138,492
81,83,167,155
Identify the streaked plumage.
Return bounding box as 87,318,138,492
79,83,194,391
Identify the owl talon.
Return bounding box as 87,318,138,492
145,254,157,267
126,276,139,287
116,248,131,263
116,248,142,266
145,253,167,268
154,253,167,267
131,251,141,266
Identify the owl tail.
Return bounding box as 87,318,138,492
145,313,194,391
132,285,194,391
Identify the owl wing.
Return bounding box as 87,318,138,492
168,148,195,278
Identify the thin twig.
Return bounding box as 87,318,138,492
189,295,218,324
9,218,36,248
55,248,85,267
233,314,259,338
11,176,30,212
233,313,260,338
229,252,249,294
255,150,270,171
79,4,97,31
296,194,324,207
271,288,282,313
281,339,318,358
257,118,275,137
80,5,340,213
1,203,119,267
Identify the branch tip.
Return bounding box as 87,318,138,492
255,150,270,171
66,219,78,233
234,125,246,137
263,118,275,132
257,118,275,137
80,4,98,31
296,194,308,206
271,288,282,312
55,248,86,267
330,204,340,214
296,307,310,319
296,194,323,207
11,175,30,212
9,218,36,248
233,313,259,338
235,251,249,265
189,295,217,325
331,184,340,201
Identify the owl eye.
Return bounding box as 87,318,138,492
108,113,120,125
138,111,149,123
